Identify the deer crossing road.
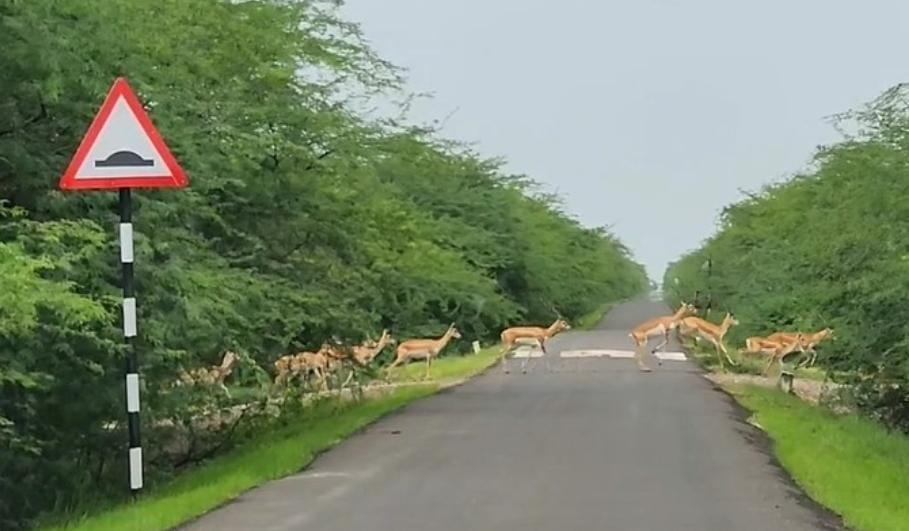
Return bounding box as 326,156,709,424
184,298,841,531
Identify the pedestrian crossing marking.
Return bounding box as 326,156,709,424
559,349,688,361
511,347,544,358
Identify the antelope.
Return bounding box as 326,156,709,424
338,330,397,387
758,334,809,375
387,323,461,379
351,329,395,365
765,328,834,368
629,302,697,371
742,333,807,374
177,350,238,396
677,312,740,370
273,345,333,389
499,318,572,374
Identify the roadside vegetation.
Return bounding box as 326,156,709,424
664,82,909,434
726,385,909,531
0,1,647,529
664,81,909,531
40,347,503,531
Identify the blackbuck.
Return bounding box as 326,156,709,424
677,312,740,370
273,344,335,390
351,329,395,365
339,330,397,387
499,318,572,374
743,333,808,375
387,323,461,379
629,302,697,371
764,328,834,368
177,350,238,396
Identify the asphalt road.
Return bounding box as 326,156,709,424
183,297,842,531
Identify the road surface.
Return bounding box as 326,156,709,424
183,297,842,531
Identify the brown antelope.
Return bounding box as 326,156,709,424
387,323,461,379
762,334,809,375
677,312,740,370
337,330,397,387
742,333,807,372
765,328,834,368
177,350,238,396
629,302,697,371
499,318,572,374
273,345,334,389
351,329,395,365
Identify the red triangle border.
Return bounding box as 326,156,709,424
58,77,188,191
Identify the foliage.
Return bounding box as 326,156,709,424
728,384,909,531
0,1,646,528
664,83,909,431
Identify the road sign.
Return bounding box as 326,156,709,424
59,77,187,190
56,77,189,495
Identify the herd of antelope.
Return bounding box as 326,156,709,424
630,301,834,374
177,317,577,394
177,301,830,395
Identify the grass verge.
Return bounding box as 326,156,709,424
387,345,500,383
724,384,909,531
575,302,615,330
44,347,502,531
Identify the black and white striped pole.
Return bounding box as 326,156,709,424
58,77,189,496
120,189,142,492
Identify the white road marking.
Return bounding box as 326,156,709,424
560,349,635,359
654,351,687,362
511,346,544,358
560,349,688,361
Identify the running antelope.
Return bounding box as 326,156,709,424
677,312,740,370
629,302,697,372
743,333,808,374
177,350,238,396
337,330,397,387
499,318,572,374
387,323,462,379
765,328,834,368
351,329,395,365
273,345,334,389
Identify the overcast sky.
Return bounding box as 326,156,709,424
342,0,909,281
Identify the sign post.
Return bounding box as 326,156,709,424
59,77,188,494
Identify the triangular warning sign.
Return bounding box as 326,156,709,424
59,77,188,190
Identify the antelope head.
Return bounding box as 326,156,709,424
448,323,463,340
220,351,238,372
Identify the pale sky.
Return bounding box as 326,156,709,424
342,0,909,281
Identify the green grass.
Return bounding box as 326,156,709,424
387,346,500,383
43,347,502,531
683,338,832,381
574,302,615,330
726,384,909,531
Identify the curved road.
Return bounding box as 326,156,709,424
183,297,842,531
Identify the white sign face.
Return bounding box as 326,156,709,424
59,77,187,191
74,96,168,180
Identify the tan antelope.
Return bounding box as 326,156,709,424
387,323,461,379
177,350,238,396
677,313,739,370
351,329,395,365
499,318,572,374
765,328,834,368
273,345,334,389
629,302,697,371
742,333,808,374
337,330,397,387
